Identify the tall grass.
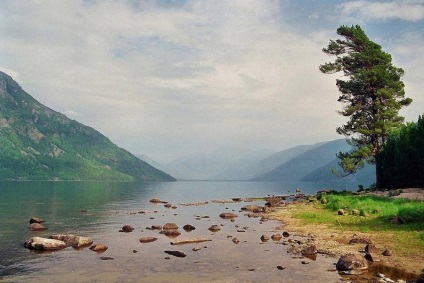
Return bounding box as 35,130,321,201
323,192,424,227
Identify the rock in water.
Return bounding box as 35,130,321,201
301,245,318,256
139,237,158,243
208,225,221,232
164,250,186,258
89,243,108,252
336,254,368,271
183,224,196,232
50,234,93,248
219,213,238,219
24,237,67,251
29,217,45,224
29,223,48,231
163,223,179,230
119,225,134,232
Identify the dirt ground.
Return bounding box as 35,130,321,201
266,189,424,279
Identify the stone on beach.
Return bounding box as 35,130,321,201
301,245,318,256
24,237,67,251
336,254,368,271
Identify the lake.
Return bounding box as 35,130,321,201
0,181,357,282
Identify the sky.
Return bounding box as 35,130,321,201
1,0,423,163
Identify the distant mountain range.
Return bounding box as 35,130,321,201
0,71,175,181
139,139,375,185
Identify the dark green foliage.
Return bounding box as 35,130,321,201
320,25,412,186
0,71,175,181
379,115,424,188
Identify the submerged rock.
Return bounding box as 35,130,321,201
163,223,179,230
29,223,48,231
24,237,67,251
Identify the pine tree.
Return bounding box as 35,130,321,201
319,25,412,187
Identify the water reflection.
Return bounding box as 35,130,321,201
0,181,357,282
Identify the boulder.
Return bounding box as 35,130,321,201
29,217,45,224
119,225,134,232
89,243,108,252
150,198,162,203
232,238,240,244
24,237,67,251
282,231,290,237
219,213,238,219
139,237,158,243
151,225,162,230
336,254,368,271
163,223,179,230
50,234,93,248
164,203,172,208
29,223,48,231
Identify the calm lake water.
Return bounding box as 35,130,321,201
0,181,358,283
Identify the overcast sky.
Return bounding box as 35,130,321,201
1,0,423,162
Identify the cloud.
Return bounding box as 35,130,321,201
337,0,424,22
3,0,420,161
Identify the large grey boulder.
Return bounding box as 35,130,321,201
50,234,93,248
24,237,67,251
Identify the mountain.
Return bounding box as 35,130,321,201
160,148,275,180
0,71,175,181
252,139,375,185
301,158,375,183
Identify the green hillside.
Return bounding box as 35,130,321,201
0,71,175,182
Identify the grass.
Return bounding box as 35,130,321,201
294,191,424,256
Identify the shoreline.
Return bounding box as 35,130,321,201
265,189,424,281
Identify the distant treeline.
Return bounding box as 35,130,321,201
379,115,424,189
